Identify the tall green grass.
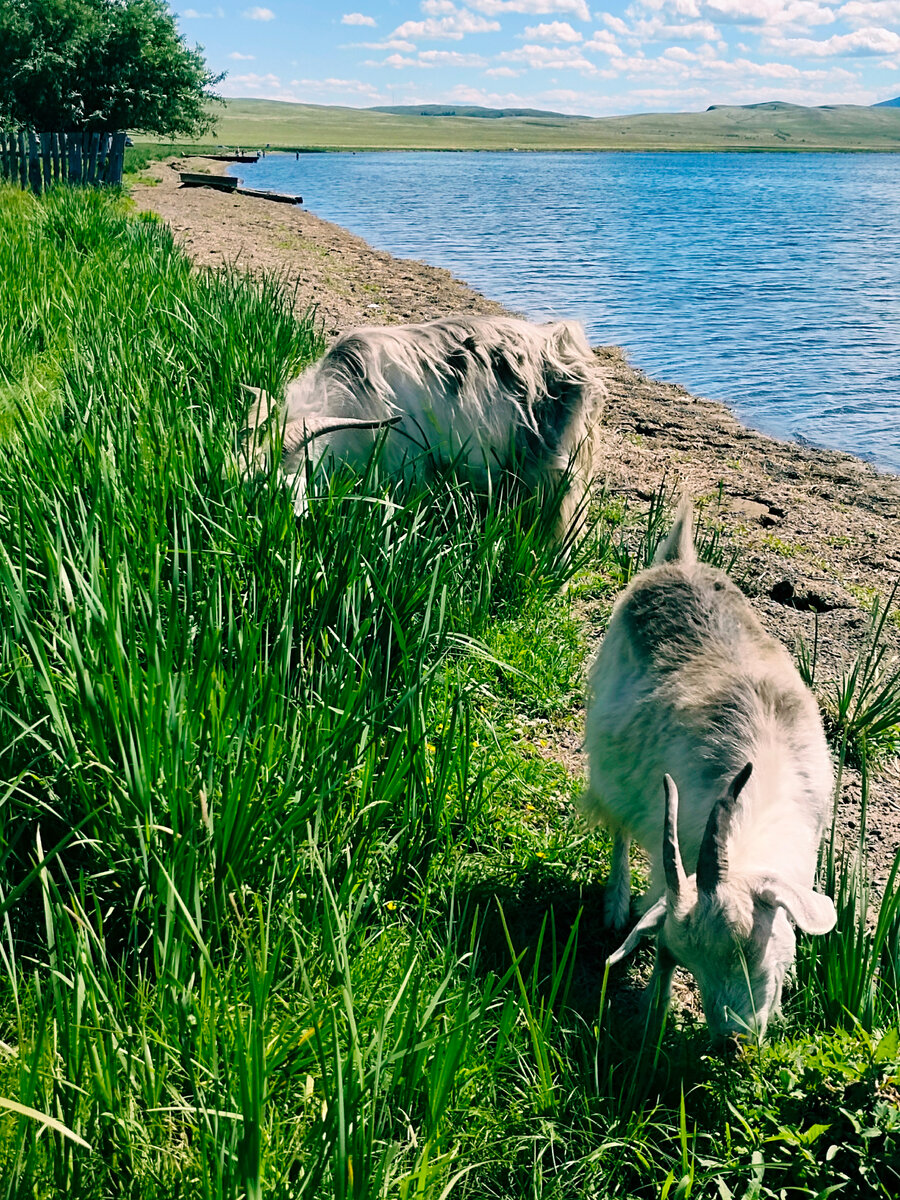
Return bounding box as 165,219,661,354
0,183,897,1198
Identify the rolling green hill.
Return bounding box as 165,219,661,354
368,104,583,119
173,97,900,152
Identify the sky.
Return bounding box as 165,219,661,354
175,1,900,116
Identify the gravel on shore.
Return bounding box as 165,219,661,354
132,155,900,883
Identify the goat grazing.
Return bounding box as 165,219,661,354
243,315,605,540
582,500,836,1042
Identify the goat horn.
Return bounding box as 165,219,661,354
696,762,753,894
282,414,402,457
283,414,403,454
662,774,687,902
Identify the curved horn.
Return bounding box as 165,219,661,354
696,762,753,894
283,414,402,455
662,774,687,902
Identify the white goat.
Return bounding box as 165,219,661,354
243,315,605,540
582,501,836,1042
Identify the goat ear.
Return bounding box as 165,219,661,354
606,898,667,966
752,876,837,936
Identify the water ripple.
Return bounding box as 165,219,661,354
236,151,900,473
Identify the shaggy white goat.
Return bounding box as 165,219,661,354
582,501,836,1042
244,315,605,539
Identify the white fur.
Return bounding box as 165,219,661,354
582,500,836,1042
243,315,605,539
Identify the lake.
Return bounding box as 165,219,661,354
232,152,900,473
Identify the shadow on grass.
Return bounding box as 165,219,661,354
451,861,708,1048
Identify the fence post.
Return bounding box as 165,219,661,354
100,132,111,182
27,132,42,193
40,132,52,190
51,132,61,182
68,132,82,183
108,132,126,185
86,131,101,185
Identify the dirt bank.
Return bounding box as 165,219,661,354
132,156,900,884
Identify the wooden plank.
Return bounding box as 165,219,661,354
18,131,27,188
235,186,303,205
0,132,7,180
98,132,110,182
27,132,42,193
40,132,51,189
51,131,61,182
100,132,111,183
68,132,82,183
86,131,101,185
108,132,126,185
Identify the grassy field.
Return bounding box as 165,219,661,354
0,184,899,1198
136,97,900,152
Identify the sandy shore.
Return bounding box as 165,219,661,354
132,156,900,881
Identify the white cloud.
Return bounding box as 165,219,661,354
629,15,723,39
709,0,837,27
839,0,900,23
365,52,420,67
357,38,418,50
220,72,297,100
469,0,592,20
771,24,900,54
242,6,275,20
391,9,501,39
222,73,387,104
297,76,385,98
422,0,458,10
443,83,536,104
420,48,490,62
228,51,256,59
486,65,523,73
629,0,837,28
583,28,626,52
499,41,600,67
522,19,584,38
365,48,488,66
341,11,376,24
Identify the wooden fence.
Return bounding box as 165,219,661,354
0,131,127,192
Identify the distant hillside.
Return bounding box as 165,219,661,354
874,96,900,108
156,97,900,153
708,101,805,112
369,104,581,119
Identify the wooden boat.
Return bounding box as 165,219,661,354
178,172,239,191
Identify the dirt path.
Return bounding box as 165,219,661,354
132,156,900,884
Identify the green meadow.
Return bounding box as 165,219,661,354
0,183,899,1198
133,96,900,153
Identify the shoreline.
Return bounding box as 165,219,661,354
132,156,900,880
231,146,900,154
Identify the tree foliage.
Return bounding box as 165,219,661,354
0,0,223,135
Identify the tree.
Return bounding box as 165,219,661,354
0,0,223,135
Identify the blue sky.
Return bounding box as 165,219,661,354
176,1,900,115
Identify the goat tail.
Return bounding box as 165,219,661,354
652,496,695,566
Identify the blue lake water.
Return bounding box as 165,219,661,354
231,152,900,473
